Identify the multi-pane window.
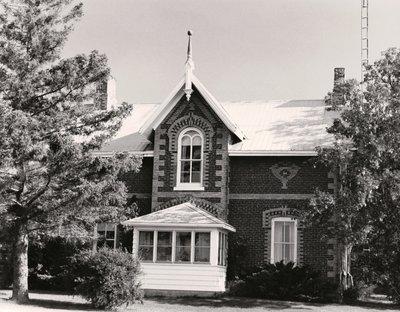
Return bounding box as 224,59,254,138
175,232,192,262
138,231,154,261
178,128,203,185
96,223,116,249
271,218,297,264
138,230,211,263
195,232,210,262
218,232,228,266
157,232,172,261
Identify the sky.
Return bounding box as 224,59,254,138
62,0,400,104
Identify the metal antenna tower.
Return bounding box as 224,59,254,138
361,0,369,82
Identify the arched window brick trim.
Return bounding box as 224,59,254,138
167,112,215,152
262,207,304,266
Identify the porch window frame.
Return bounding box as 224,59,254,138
136,229,213,264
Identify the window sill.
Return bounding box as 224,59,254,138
173,185,205,191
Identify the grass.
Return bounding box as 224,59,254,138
0,289,399,312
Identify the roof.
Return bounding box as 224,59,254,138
122,201,236,232
98,98,338,156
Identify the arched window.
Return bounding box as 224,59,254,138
175,128,204,190
271,217,297,264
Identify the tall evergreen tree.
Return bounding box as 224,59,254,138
0,0,140,303
303,48,400,300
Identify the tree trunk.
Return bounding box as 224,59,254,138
339,243,354,297
12,224,29,303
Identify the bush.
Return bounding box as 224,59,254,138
228,261,337,302
70,248,143,310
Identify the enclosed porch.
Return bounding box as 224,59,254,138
123,201,235,295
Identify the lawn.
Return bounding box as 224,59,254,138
0,289,398,312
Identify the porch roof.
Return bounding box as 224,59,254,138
122,201,236,232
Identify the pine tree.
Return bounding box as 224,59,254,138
0,0,141,303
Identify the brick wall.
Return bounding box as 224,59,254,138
229,156,329,194
228,157,335,278
151,88,230,219
120,157,153,216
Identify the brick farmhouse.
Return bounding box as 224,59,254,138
94,34,343,295
0,34,344,295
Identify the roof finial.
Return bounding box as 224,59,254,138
184,30,194,101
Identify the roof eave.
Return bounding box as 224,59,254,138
92,151,154,157
228,150,318,156
122,221,236,232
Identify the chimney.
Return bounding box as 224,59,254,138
331,67,345,108
334,67,345,86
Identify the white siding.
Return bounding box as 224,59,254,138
141,263,226,292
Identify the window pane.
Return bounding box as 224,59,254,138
284,222,292,243
218,233,222,265
181,145,191,159
139,247,153,261
97,230,105,239
181,136,190,146
192,146,201,159
195,233,210,262
192,135,202,146
157,232,172,261
274,243,283,263
157,247,172,261
106,230,115,240
195,247,210,262
195,232,210,246
274,221,284,243
105,223,115,231
106,240,114,248
192,161,201,172
139,231,154,261
181,161,191,183
176,232,191,262
139,231,154,245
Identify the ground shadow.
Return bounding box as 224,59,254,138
0,294,96,311
147,296,314,310
26,298,96,311
347,299,400,311
147,296,400,311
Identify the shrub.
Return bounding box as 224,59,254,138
228,261,337,302
70,248,143,309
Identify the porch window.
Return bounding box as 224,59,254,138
175,128,203,190
271,218,297,264
138,231,154,261
138,230,210,263
175,232,192,262
96,223,117,249
157,231,172,261
195,232,210,263
218,232,228,266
